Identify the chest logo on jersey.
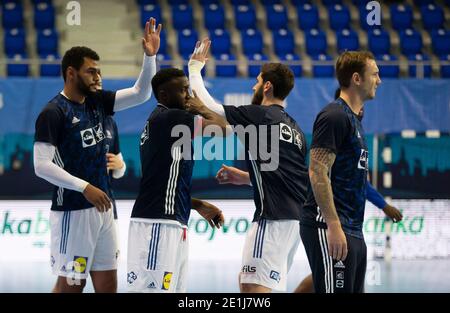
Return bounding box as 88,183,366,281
80,123,105,148
358,149,369,170
279,123,293,143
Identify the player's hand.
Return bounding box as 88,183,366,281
106,153,124,171
142,17,162,56
195,200,224,229
185,90,206,114
326,222,348,261
83,184,111,212
216,164,250,185
190,38,211,64
382,204,403,223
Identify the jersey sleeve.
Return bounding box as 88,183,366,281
34,105,65,146
310,108,350,153
99,90,116,116
223,105,267,127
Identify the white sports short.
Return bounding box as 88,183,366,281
49,207,119,280
127,220,189,293
239,219,300,291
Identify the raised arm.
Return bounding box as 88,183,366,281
114,18,162,111
188,39,226,117
309,147,347,261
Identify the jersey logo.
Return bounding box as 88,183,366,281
292,129,303,150
80,123,105,148
80,128,96,147
358,149,369,170
140,121,149,146
72,116,80,124
279,123,293,143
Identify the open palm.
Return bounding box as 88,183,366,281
142,17,162,56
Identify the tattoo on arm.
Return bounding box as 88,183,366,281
309,148,340,225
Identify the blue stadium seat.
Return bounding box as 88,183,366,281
328,4,350,31
413,0,435,6
400,28,422,55
159,30,167,55
234,5,256,30
32,0,53,4
247,53,268,77
280,53,302,77
204,3,225,30
37,29,58,55
421,4,444,31
291,0,311,4
312,54,334,77
336,28,359,52
34,2,55,30
431,29,450,56
156,54,173,70
265,4,288,30
376,54,399,78
7,53,29,77
137,0,158,4
359,4,382,30
352,0,371,4
200,0,221,4
273,28,295,56
4,28,26,55
2,2,23,29
323,0,343,5
297,3,319,30
40,53,61,77
241,28,263,55
231,0,251,5
168,0,188,5
140,4,161,29
210,29,231,56
172,5,193,30
439,54,450,78
216,53,237,77
305,28,327,56
408,53,432,78
368,28,390,55
391,4,413,31
178,29,198,56
261,0,283,4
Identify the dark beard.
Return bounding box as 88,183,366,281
76,74,95,97
251,85,263,105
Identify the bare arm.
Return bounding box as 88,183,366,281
309,147,348,261
191,198,224,228
309,148,339,224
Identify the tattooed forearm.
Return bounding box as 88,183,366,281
309,148,340,225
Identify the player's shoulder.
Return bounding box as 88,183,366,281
41,94,68,115
317,100,350,123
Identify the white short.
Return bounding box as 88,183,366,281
49,207,119,279
127,220,189,293
239,219,300,291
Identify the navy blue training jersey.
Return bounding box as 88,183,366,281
104,116,120,220
34,91,115,211
223,104,309,222
131,105,195,226
300,98,369,239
